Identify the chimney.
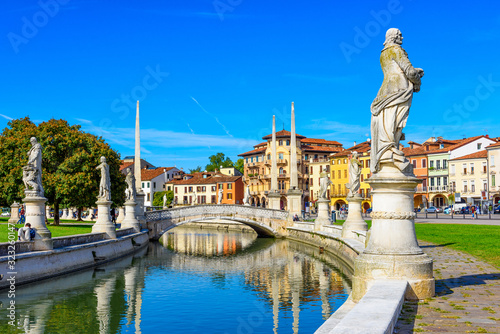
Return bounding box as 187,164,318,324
353,141,357,146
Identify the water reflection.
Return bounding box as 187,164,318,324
0,227,351,334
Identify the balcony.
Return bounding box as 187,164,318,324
278,173,289,178
415,186,428,193
311,158,330,163
428,185,449,193
277,159,287,165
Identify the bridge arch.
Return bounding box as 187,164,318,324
146,204,289,239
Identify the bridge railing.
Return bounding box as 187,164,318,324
145,204,289,222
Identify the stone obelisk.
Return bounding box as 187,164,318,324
134,101,146,227
287,102,302,218
268,115,281,210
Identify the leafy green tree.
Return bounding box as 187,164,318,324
153,190,174,207
189,166,202,173
205,152,233,172
0,117,125,225
234,158,244,174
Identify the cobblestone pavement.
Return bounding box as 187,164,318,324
395,241,500,333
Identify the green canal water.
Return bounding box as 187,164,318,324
0,226,352,333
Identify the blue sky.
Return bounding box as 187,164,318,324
1,0,500,170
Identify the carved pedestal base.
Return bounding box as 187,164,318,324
23,193,53,250
314,198,331,231
352,165,434,301
342,195,368,238
92,200,116,239
268,192,281,210
121,200,140,232
287,189,302,219
135,191,146,227
8,202,20,224
116,206,126,224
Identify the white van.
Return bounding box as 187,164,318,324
453,203,466,214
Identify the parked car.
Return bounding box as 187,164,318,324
453,203,467,214
494,205,500,214
1,212,10,217
366,208,372,214
444,206,453,214
459,207,470,214
425,206,443,213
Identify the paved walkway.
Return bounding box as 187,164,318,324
395,241,500,333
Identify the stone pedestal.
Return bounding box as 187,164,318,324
8,202,20,223
116,206,126,223
352,165,434,301
136,191,146,226
121,200,140,232
268,192,281,210
45,205,51,220
342,195,368,238
23,193,53,250
92,200,116,239
287,189,302,219
314,198,331,231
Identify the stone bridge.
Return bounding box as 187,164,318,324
145,204,290,239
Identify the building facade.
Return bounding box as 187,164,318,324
141,167,181,207
239,130,343,210
486,142,500,205
449,151,488,206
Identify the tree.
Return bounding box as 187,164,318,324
0,117,126,225
234,158,244,174
153,191,174,207
189,166,202,173
205,152,233,172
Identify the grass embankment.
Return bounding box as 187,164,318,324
0,223,92,243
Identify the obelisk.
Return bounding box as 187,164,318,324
287,102,302,218
134,101,146,226
268,115,281,210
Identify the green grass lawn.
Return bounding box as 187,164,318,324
415,223,500,269
0,223,93,243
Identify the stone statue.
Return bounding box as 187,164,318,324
125,168,136,201
346,152,362,197
218,189,223,204
192,190,197,205
162,193,167,207
243,185,251,204
370,28,424,174
319,172,332,200
22,137,44,196
96,156,111,201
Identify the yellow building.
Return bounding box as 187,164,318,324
449,150,488,205
329,141,372,212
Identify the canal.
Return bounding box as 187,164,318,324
0,225,352,333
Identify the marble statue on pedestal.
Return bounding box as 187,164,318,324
22,137,44,196
163,194,167,208
193,190,198,205
218,189,223,204
96,156,111,201
370,28,424,174
243,185,251,205
125,168,136,201
319,173,332,200
346,152,362,197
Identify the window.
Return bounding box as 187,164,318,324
437,177,441,186
212,186,216,192
147,182,150,188
267,154,271,160
430,177,435,186
279,140,283,146
305,154,309,160
463,181,468,192
189,187,193,192
202,186,206,192
246,158,249,163
471,180,475,193
211,195,216,203
443,160,448,169
227,193,232,200
310,166,313,174
147,193,150,201
337,159,340,165
338,184,342,194
332,172,335,179
412,160,417,168
463,163,467,174
451,164,455,174
344,159,347,164
142,182,145,188
325,165,330,173
436,160,441,169
422,159,427,168
483,180,488,191
279,153,284,160
184,187,187,193
478,143,482,150
251,157,254,162
491,156,495,166
366,159,370,168
470,163,474,174
492,175,496,187
227,183,232,189
218,184,223,189
286,140,290,145
279,167,283,174
197,186,201,192
174,187,177,193
443,177,448,186
361,174,364,182
153,182,156,189
440,144,444,149
430,160,434,168
483,162,487,173
337,170,341,178
344,170,347,178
